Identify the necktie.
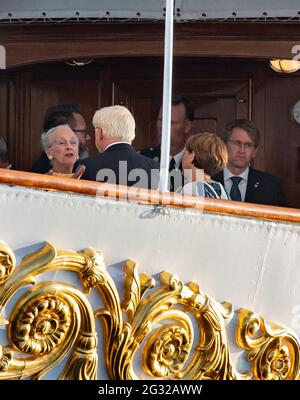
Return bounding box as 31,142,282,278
169,157,176,172
230,176,242,201
168,157,177,192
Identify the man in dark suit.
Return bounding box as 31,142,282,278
81,105,159,190
31,102,90,173
140,95,195,191
213,119,286,207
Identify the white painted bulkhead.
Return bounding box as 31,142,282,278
0,183,299,379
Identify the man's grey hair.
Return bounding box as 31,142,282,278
93,105,135,142
41,124,73,150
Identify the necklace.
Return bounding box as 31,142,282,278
47,169,73,178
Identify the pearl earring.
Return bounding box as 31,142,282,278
48,155,53,160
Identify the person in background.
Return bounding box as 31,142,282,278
31,102,90,173
0,136,12,169
213,119,286,206
41,124,85,179
140,95,195,191
179,132,228,199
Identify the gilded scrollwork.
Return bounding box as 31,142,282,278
0,240,299,380
9,295,71,355
0,345,13,372
0,241,16,285
235,308,300,380
79,248,107,293
143,325,191,377
103,268,236,380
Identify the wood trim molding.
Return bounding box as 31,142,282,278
1,22,300,41
4,40,299,68
1,22,300,68
0,169,299,224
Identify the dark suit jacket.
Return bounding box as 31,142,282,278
213,168,286,207
31,151,51,174
81,143,160,190
139,144,184,191
139,144,161,161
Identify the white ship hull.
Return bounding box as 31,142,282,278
0,171,299,380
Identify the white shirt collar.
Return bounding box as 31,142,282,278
171,148,184,168
104,141,131,151
224,166,249,181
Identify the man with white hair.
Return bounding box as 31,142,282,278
81,106,159,190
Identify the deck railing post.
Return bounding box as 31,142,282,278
158,0,174,192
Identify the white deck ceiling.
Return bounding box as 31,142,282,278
0,0,299,20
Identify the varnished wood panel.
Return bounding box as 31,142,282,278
0,79,8,142
265,76,300,208
1,22,300,68
114,76,250,150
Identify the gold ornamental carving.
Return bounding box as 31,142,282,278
236,309,300,380
0,241,298,380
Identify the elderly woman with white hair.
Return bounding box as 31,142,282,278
41,124,85,178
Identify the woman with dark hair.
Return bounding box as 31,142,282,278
179,132,228,199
